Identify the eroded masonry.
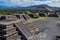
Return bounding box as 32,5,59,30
0,14,60,40
0,14,41,40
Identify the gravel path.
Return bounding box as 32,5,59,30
31,17,60,40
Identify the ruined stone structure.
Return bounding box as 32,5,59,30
0,17,18,40
28,14,39,18
48,13,59,17
14,14,31,20
0,15,41,40
0,14,60,40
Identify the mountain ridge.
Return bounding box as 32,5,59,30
0,4,60,11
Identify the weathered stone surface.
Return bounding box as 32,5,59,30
38,13,46,17
14,20,42,40
48,13,59,17
0,27,16,35
0,17,19,40
5,15,18,20
14,14,24,19
15,22,33,39
28,14,39,18
0,24,13,29
22,14,31,20
0,31,18,40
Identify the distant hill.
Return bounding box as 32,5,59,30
21,4,60,11
0,4,60,11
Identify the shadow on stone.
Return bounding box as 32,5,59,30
38,13,46,17
0,16,6,20
48,14,59,17
28,14,39,18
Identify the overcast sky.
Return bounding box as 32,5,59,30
0,0,60,7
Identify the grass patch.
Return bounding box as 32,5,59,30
27,17,47,23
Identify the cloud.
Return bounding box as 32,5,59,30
3,0,32,7
32,0,60,7
0,0,60,7
46,1,60,7
34,0,60,1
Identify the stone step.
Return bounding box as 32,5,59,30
0,31,18,40
23,22,41,35
15,22,33,40
0,27,16,35
22,14,31,20
15,14,24,19
0,24,13,29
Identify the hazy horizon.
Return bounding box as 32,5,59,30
0,0,60,7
